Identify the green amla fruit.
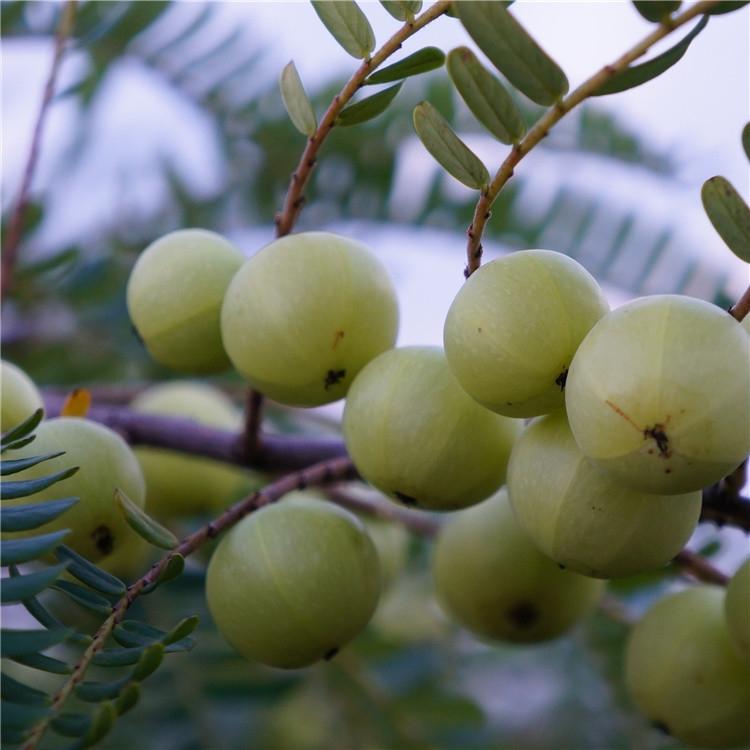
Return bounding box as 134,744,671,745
8,418,146,561
566,295,750,495
131,382,254,519
206,495,381,669
1,359,44,431
432,488,604,643
444,250,608,418
126,228,244,373
507,412,701,578
725,559,750,663
99,533,153,582
221,231,399,407
626,585,750,748
343,347,521,511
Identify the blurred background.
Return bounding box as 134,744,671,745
2,2,749,748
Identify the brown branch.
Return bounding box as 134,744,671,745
24,455,356,750
464,0,719,276
242,389,264,459
673,549,729,586
2,0,77,298
729,283,750,322
701,480,750,533
274,0,451,237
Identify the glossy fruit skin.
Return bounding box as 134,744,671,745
626,586,750,748
725,559,750,663
566,295,750,495
8,418,146,561
131,382,253,519
343,347,521,511
206,495,380,669
127,229,244,373
221,231,398,407
444,250,609,418
1,360,44,431
508,412,701,578
432,488,604,643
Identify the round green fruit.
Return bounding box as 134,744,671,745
444,250,608,418
126,228,244,373
8,418,146,561
343,347,521,511
220,231,398,406
131,382,253,519
725,559,750,663
364,516,410,590
206,495,381,669
566,295,750,494
626,585,750,748
507,412,701,578
1,360,44,432
432,488,604,643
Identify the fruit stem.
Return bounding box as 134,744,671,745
729,283,750,322
464,0,721,277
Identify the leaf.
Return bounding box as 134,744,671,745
365,47,445,85
55,546,127,596
280,61,317,137
742,122,750,161
1,451,64,475
114,683,140,716
1,628,71,657
60,388,92,418
1,529,70,565
633,1,681,22
594,15,708,96
2,563,69,603
379,0,422,21
0,466,79,499
19,591,91,647
2,672,50,705
75,677,129,702
455,1,568,106
163,615,200,645
447,46,525,144
114,488,177,549
1,497,78,532
11,651,72,675
1,434,37,452
92,647,147,668
706,0,749,14
1,699,51,730
130,643,164,681
53,580,113,615
113,620,167,648
51,713,91,737
337,83,403,126
1,408,44,450
81,701,117,746
701,176,750,262
413,101,489,189
311,1,375,59
141,553,184,594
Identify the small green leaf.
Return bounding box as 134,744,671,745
1,627,71,657
2,563,69,603
55,546,127,596
51,712,91,737
130,643,164,681
113,620,167,648
413,101,489,189
75,678,129,703
337,82,403,126
1,699,51,730
1,434,37,452
114,683,140,716
0,452,64,476
447,46,525,144
701,176,750,263
366,47,445,84
594,15,708,96
311,1,375,59
1,529,70,565
11,651,72,675
742,122,750,161
92,647,146,668
115,487,177,550
1,466,78,499
379,0,422,21
141,554,184,594
53,580,113,615
633,1,681,22
2,672,50,705
163,615,200,645
19,587,89,646
81,702,117,746
455,1,568,106
280,61,317,137
706,0,749,14
1,497,78,532
1,409,44,450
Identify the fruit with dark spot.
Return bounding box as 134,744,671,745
127,229,244,373
566,295,750,494
432,488,604,643
7,418,146,561
444,250,608,417
221,232,398,406
344,347,521,511
206,495,380,669
1,360,44,431
626,586,750,748
725,559,750,663
507,412,701,578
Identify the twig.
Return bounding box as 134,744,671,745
464,0,719,276
729,284,750,322
275,0,451,237
2,0,77,298
24,455,356,750
673,549,729,586
701,480,750,533
242,389,264,459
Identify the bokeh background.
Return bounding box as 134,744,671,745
2,2,749,748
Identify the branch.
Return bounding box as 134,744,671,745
24,455,356,750
701,481,750,533
673,549,729,586
464,0,719,276
274,0,451,237
2,0,77,298
242,388,264,459
729,283,750,322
